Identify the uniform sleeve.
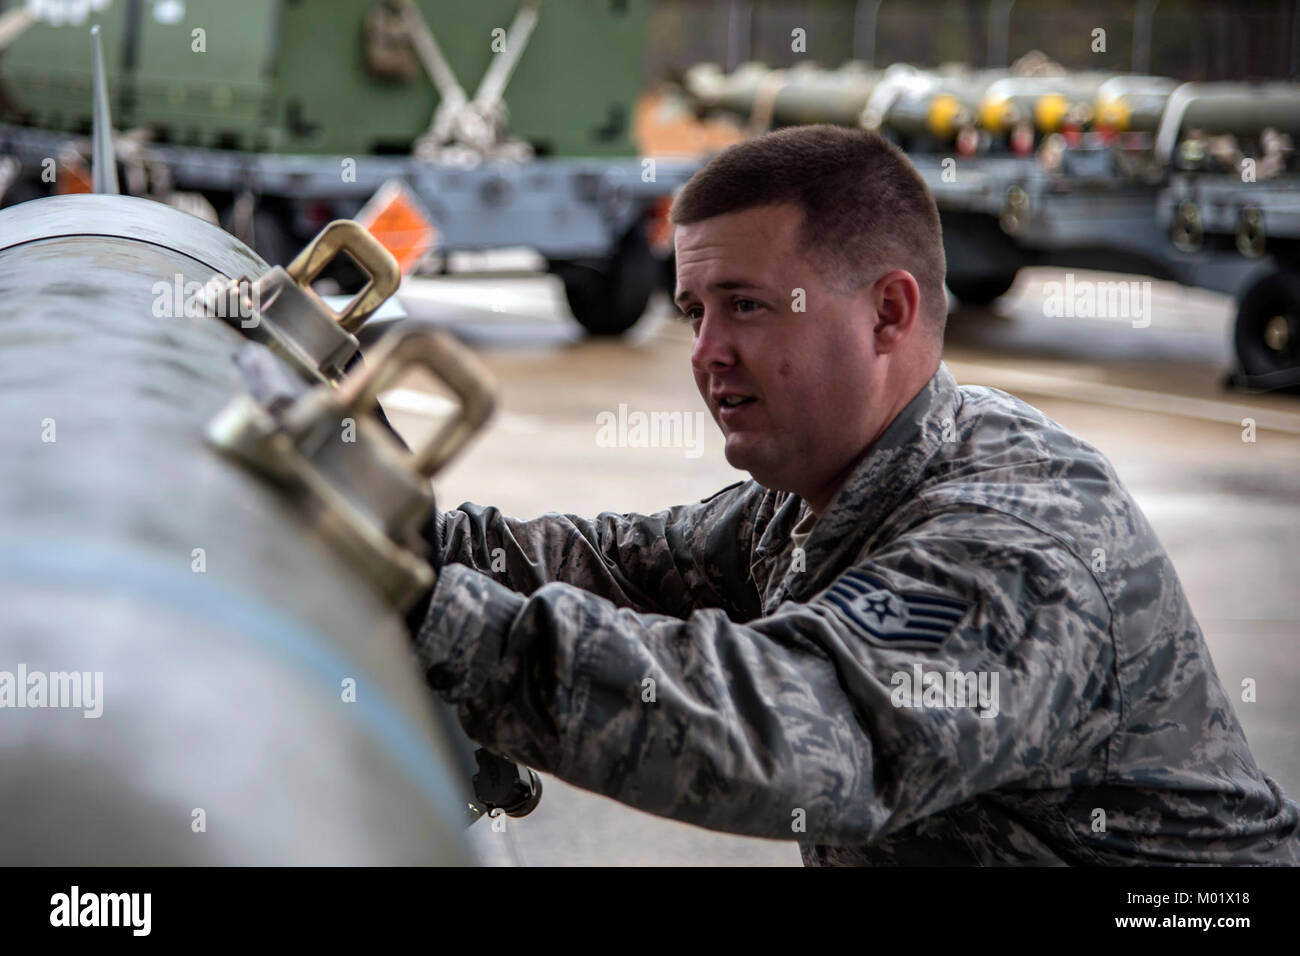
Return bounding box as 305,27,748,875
412,508,1118,845
435,480,764,621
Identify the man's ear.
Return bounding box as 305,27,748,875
871,270,921,352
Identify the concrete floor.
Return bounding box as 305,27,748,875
380,266,1299,866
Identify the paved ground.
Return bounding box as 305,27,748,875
379,265,1300,866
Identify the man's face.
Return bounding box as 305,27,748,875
674,203,885,505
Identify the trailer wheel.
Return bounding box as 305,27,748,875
658,250,677,298
947,273,1019,307
551,224,658,337
1235,269,1300,378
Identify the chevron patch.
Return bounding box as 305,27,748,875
821,568,970,650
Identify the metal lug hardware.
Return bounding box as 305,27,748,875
1171,201,1203,253
285,220,402,335
206,326,497,606
1236,206,1266,259
204,219,401,383
323,324,497,477
999,184,1030,235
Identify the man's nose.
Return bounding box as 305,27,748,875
689,311,736,373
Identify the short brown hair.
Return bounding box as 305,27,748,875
669,124,947,335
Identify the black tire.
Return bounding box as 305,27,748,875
946,273,1019,307
658,250,677,298
551,223,658,337
1234,269,1300,378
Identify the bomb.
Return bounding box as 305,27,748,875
0,192,499,864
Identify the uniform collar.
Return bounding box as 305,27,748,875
754,362,961,574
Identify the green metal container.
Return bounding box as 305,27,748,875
130,0,278,150
0,0,648,157
0,0,132,133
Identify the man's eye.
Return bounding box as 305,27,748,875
681,307,703,322
734,299,760,314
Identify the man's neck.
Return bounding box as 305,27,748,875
803,446,870,517
802,362,940,517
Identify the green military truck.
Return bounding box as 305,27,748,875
0,0,697,334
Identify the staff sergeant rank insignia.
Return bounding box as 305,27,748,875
821,568,970,650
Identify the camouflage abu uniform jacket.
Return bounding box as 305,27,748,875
411,362,1300,865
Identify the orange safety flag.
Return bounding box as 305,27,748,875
55,156,93,195
354,179,439,274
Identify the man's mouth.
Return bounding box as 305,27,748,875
714,392,759,427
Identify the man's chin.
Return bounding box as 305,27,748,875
724,438,780,487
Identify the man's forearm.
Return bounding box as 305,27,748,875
437,491,761,619
438,503,689,614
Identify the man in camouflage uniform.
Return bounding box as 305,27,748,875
409,125,1299,864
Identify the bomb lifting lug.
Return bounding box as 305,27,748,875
206,311,497,608
204,220,402,384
